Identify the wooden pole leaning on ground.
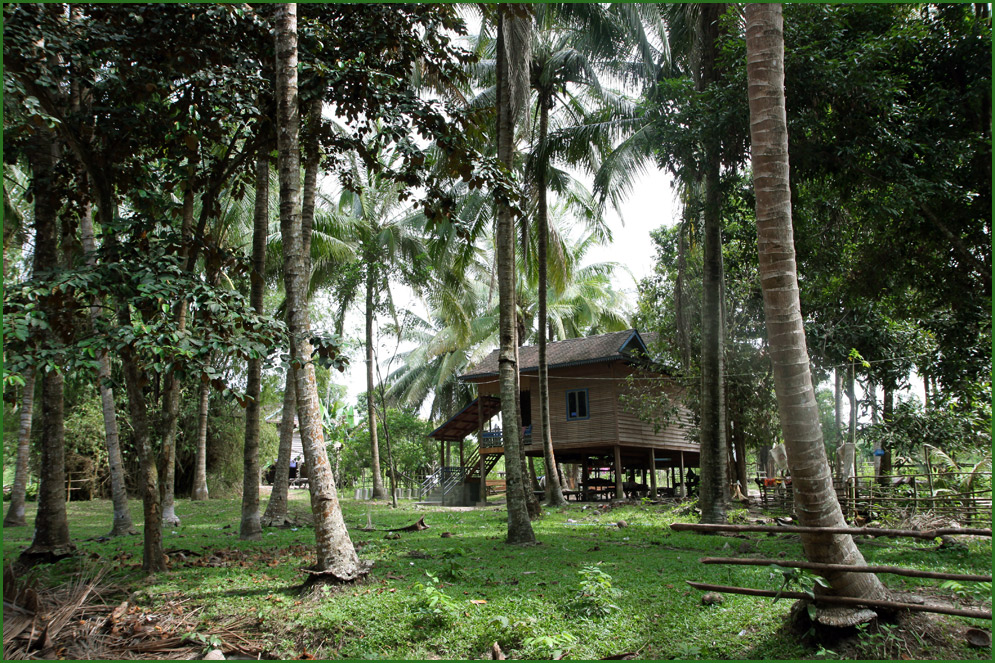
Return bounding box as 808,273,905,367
670,522,993,539
685,581,992,620
700,557,992,582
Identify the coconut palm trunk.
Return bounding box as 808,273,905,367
365,266,387,499
496,4,536,545
275,2,367,580
262,368,295,527
191,379,211,501
536,100,566,508
4,371,35,527
240,151,269,540
744,2,886,621
20,131,73,564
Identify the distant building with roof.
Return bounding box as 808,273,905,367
423,329,698,505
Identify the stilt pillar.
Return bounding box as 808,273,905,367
679,451,686,499
613,445,624,501
582,456,590,501
648,449,657,498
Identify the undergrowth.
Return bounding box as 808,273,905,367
2,494,989,660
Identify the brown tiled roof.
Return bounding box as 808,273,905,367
461,329,653,379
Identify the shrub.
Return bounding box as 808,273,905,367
567,564,622,619
409,573,460,628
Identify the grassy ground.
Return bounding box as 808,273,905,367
2,493,990,660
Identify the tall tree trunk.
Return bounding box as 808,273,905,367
241,151,269,540
121,335,165,573
496,4,535,545
4,371,35,527
275,2,367,580
537,97,566,508
675,217,693,370
365,267,387,499
20,131,73,563
833,368,843,477
191,379,211,500
78,191,135,536
745,3,886,622
697,2,728,525
262,367,295,527
159,179,196,527
878,383,893,485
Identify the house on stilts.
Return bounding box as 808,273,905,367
421,329,699,505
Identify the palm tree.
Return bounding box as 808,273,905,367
528,27,603,508
744,2,885,618
388,224,630,443
274,2,366,580
495,3,536,544
262,155,356,528
575,3,729,521
2,372,34,528
329,148,431,501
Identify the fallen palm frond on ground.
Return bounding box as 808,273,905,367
3,563,268,660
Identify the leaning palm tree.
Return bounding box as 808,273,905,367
745,2,886,622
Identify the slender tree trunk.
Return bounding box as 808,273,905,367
733,418,748,498
878,384,893,485
675,216,693,370
20,131,73,563
537,98,566,508
4,371,35,527
121,335,165,573
366,268,387,499
275,3,367,580
159,179,196,527
191,379,210,500
833,369,843,476
697,2,728,525
262,368,295,527
496,5,535,545
745,3,886,621
77,193,135,536
241,151,269,540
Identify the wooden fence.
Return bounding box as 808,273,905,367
755,471,992,527
671,522,992,622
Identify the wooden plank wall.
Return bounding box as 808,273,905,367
614,364,697,452
469,361,697,453
522,365,619,447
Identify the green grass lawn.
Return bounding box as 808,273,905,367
2,493,990,660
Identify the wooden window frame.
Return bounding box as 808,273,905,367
565,388,590,421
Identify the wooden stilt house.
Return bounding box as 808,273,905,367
423,329,698,505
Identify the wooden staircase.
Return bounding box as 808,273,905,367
418,448,502,502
